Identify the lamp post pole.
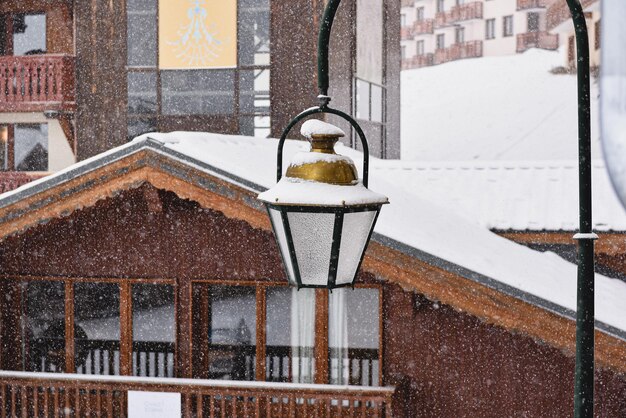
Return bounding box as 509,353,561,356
566,1,597,417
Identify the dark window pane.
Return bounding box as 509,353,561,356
329,288,380,386
13,14,46,56
266,288,315,383
162,70,235,115
128,72,157,114
0,16,7,55
128,117,156,140
127,7,157,67
132,284,175,377
15,124,48,171
75,283,121,375
23,281,65,372
239,0,270,66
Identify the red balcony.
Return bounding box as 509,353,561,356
517,0,550,10
401,26,414,41
0,172,45,194
0,55,75,113
547,0,597,30
434,41,483,65
413,19,435,35
402,53,435,70
436,2,483,27
517,32,559,52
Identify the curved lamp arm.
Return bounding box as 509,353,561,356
276,0,371,188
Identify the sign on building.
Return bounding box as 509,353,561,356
128,391,182,418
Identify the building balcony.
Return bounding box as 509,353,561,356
0,370,394,417
517,31,559,53
401,26,414,41
517,0,550,11
413,19,435,35
435,2,483,27
402,53,435,70
547,0,598,31
0,55,75,113
434,41,483,65
0,171,45,194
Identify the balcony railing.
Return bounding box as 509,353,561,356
517,32,560,53
434,41,483,65
0,371,394,417
0,172,45,194
401,26,414,41
436,2,483,27
517,0,550,10
0,55,75,113
413,19,435,35
547,0,597,31
402,53,435,70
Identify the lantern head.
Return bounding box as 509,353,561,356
258,120,388,289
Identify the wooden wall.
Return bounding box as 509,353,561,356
74,0,128,160
383,284,626,417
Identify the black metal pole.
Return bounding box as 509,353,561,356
318,0,342,101
566,1,597,417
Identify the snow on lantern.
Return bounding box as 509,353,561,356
258,119,388,289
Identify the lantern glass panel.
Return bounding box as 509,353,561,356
268,207,297,285
287,211,336,287
336,210,377,285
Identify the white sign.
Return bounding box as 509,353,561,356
128,391,181,418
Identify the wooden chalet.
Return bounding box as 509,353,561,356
0,134,622,417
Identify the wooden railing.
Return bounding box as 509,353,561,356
517,0,550,10
402,53,435,70
0,371,394,417
413,19,435,35
547,0,597,31
436,2,483,27
0,55,75,112
434,41,483,65
516,32,560,53
0,172,45,194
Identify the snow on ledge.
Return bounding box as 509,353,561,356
301,119,345,138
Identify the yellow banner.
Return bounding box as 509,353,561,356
159,0,237,69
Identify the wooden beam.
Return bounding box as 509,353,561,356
314,289,329,384
255,287,267,381
119,282,132,376
64,281,75,373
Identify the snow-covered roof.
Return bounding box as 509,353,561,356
373,159,626,231
401,49,601,162
1,132,626,343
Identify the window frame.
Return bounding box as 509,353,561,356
503,15,514,37
0,123,49,172
485,18,496,40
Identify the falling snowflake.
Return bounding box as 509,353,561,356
168,0,223,67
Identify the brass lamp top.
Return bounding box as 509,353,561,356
285,132,358,185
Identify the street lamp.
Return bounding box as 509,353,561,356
257,1,388,290
261,0,595,416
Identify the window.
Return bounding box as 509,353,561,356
416,7,425,21
0,13,46,56
486,18,496,40
355,78,385,124
503,15,514,37
401,45,406,60
401,14,407,27
0,124,49,172
455,27,465,44
416,40,425,56
436,33,445,49
125,0,272,140
527,12,540,33
456,0,465,5
437,0,445,13
595,19,601,50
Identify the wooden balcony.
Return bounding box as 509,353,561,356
413,19,435,35
0,171,46,194
0,371,394,417
517,32,559,52
435,2,483,27
0,55,75,113
517,0,550,10
547,0,597,31
402,53,434,70
434,41,483,65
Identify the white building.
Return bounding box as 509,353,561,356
401,0,558,69
546,0,601,68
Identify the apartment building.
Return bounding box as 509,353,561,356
401,0,558,69
0,0,401,194
546,0,600,68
